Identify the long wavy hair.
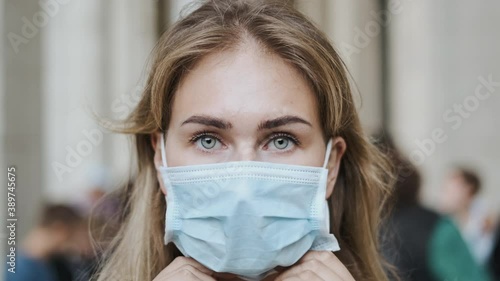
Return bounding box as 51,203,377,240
94,1,395,280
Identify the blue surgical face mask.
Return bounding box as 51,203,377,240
157,134,340,280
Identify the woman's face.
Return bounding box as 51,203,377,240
153,39,345,197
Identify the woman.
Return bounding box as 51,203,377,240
94,0,394,280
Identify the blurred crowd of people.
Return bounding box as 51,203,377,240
4,183,124,281
378,134,500,281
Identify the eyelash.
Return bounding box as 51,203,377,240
188,131,301,148
266,132,301,147
189,130,221,144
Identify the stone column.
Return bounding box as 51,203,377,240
295,0,384,134
2,0,43,246
42,0,157,200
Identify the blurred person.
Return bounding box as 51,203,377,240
93,1,399,280
376,134,492,281
62,181,132,280
77,186,121,224
5,204,83,281
74,165,114,218
82,182,134,280
490,231,500,280
439,167,498,266
67,217,99,281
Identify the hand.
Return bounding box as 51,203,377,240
274,251,355,281
153,256,216,281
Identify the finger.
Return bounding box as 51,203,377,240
165,265,214,280
170,257,213,274
298,259,343,280
154,266,211,281
279,276,302,281
299,251,353,281
279,269,327,281
276,262,341,281
299,250,337,264
168,266,216,281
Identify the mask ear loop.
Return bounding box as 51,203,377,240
322,138,333,169
322,138,334,235
160,132,168,167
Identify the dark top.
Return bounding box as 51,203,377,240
385,205,440,281
385,205,492,281
5,251,57,281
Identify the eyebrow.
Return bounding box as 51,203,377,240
181,115,312,130
257,115,312,130
181,115,232,129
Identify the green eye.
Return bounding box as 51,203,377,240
200,136,217,149
273,137,289,150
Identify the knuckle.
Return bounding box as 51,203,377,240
178,256,190,261
174,256,189,264
180,268,194,277
183,264,196,271
298,270,316,278
306,259,322,270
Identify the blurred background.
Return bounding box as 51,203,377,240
1,0,499,280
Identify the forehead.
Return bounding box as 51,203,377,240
170,43,320,127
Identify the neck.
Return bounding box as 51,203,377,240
454,207,471,229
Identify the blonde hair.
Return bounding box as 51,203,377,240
94,1,395,280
